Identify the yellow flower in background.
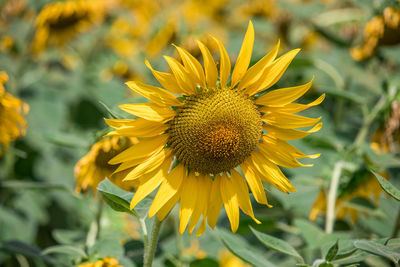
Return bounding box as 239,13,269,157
350,7,400,61
78,257,122,267
32,0,105,53
219,250,250,267
74,136,138,193
309,174,386,223
0,71,29,157
107,21,324,235
146,17,178,57
182,239,207,259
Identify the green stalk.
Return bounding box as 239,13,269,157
143,219,163,267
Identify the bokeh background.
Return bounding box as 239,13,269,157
1,0,400,266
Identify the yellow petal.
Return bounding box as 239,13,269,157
260,94,326,114
258,140,312,168
129,160,171,210
207,175,223,229
262,135,320,159
262,112,321,129
179,172,199,234
188,175,211,234
263,122,322,140
231,21,254,88
104,118,137,128
119,103,176,122
174,45,206,88
220,173,240,232
149,164,186,218
164,56,196,95
196,218,207,237
240,160,268,205
123,148,172,181
109,135,168,164
230,169,260,224
237,40,280,91
197,40,218,88
250,150,295,193
145,59,183,94
113,155,153,173
125,81,183,107
245,48,300,96
157,192,180,221
212,36,231,87
106,118,169,138
255,78,313,106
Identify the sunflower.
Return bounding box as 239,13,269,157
78,257,122,267
0,71,29,157
219,249,250,267
106,21,324,235
32,0,104,53
74,136,138,193
309,173,386,223
350,7,400,61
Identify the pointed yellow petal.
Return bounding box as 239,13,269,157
156,190,180,221
260,94,326,114
174,45,206,88
119,103,176,122
104,118,137,128
250,150,296,193
262,134,320,159
230,170,261,224
179,173,199,234
188,175,210,234
262,113,321,129
149,164,186,218
197,40,218,88
207,176,223,229
231,21,254,88
113,155,153,173
196,218,207,237
125,81,183,107
240,159,269,205
164,56,196,95
212,37,231,87
237,40,280,91
258,140,312,168
245,48,300,96
109,135,168,165
263,122,322,140
255,78,313,106
145,59,183,94
129,160,170,210
123,149,172,181
220,173,240,232
106,118,169,138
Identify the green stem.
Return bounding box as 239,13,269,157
325,161,344,233
139,217,149,257
143,219,163,267
95,199,103,240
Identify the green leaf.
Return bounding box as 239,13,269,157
0,241,60,265
42,245,87,258
354,240,400,264
88,238,125,259
294,219,325,249
325,240,339,261
372,172,400,201
189,258,219,267
217,229,276,267
97,179,137,217
99,100,120,119
249,226,303,262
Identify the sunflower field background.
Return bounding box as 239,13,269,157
2,0,400,266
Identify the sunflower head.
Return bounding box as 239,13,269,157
0,71,29,156
106,21,324,235
74,136,138,193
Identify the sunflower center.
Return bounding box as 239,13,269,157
168,88,262,174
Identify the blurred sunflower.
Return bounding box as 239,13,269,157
0,71,29,157
351,7,400,61
32,0,105,53
107,21,324,235
219,249,250,267
78,257,122,267
74,136,138,193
